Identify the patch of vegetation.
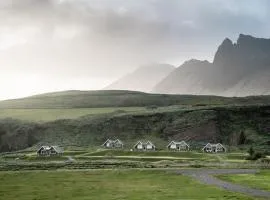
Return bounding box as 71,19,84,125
0,170,255,200
0,105,269,153
0,90,269,109
217,170,270,191
0,107,145,122
246,147,266,160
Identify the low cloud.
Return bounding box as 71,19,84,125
0,0,269,84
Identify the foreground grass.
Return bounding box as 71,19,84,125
0,107,145,122
217,170,270,192
0,170,256,200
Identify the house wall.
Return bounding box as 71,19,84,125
179,145,188,150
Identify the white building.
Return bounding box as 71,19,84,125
134,141,156,151
102,139,124,149
202,143,226,153
37,146,63,156
167,141,190,151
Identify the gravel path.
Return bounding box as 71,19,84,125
176,169,270,198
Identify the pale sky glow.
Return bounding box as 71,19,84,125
0,0,270,100
0,73,114,100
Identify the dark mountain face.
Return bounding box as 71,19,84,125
154,34,270,96
104,64,175,92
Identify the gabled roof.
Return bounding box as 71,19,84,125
102,139,113,146
214,143,226,150
51,146,64,153
102,139,123,146
133,141,143,148
37,146,51,153
114,139,123,145
133,141,155,148
202,143,226,151
167,141,189,147
167,141,176,147
146,141,155,147
37,146,63,153
202,143,212,150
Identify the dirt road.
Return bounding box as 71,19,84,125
176,169,270,198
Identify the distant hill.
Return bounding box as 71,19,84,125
0,105,270,152
0,90,270,109
153,34,270,96
104,64,175,92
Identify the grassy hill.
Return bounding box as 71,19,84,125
0,107,146,122
0,90,270,108
0,104,269,153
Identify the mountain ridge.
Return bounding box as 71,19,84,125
153,34,270,96
104,63,175,92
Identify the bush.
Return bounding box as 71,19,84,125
246,152,265,160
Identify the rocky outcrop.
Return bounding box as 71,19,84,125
153,34,270,96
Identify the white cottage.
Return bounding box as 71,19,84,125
102,139,124,149
167,141,190,151
202,143,226,153
134,141,156,151
37,146,63,156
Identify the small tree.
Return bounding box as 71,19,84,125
248,146,254,156
238,130,246,145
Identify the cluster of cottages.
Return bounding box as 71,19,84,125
102,139,226,153
36,140,226,156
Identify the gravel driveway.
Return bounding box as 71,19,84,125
176,169,270,198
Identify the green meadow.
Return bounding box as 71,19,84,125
0,107,145,122
0,170,257,200
217,170,270,192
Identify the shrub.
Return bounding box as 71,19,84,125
246,151,265,160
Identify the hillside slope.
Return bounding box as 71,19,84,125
0,105,269,152
104,64,175,92
153,34,270,96
0,90,270,109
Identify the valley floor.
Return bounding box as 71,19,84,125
0,169,265,200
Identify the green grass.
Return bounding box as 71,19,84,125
0,90,269,109
217,170,270,191
0,170,257,200
0,107,145,122
84,150,247,161
86,150,205,157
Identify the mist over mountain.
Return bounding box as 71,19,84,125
153,34,270,96
104,64,175,92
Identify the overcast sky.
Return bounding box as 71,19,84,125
0,0,269,100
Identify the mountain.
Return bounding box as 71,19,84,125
105,64,175,92
153,34,270,96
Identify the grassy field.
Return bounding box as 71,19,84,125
0,107,145,122
0,170,257,200
0,150,252,170
0,90,269,109
0,104,269,154
217,170,270,192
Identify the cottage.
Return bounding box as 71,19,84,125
37,146,51,156
37,146,63,156
113,139,124,148
202,143,226,153
102,139,124,149
167,141,189,151
49,146,64,156
134,141,155,151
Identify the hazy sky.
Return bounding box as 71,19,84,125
0,0,269,100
